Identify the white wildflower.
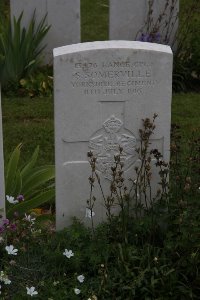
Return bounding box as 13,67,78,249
63,249,74,258
74,288,81,295
24,214,36,224
154,257,158,262
4,277,11,285
88,297,97,300
77,274,85,283
6,195,18,204
53,281,59,286
85,208,95,219
0,271,4,280
0,271,11,285
5,245,18,255
26,286,38,297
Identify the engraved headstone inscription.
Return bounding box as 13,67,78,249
54,41,173,230
10,0,80,64
109,0,179,48
0,86,5,220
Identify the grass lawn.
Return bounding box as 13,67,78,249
2,96,54,167
172,93,200,136
2,93,200,167
81,0,109,42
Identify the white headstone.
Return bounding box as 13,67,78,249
0,86,5,220
109,0,179,49
54,41,173,230
10,0,80,64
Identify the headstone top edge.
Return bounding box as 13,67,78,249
53,41,172,57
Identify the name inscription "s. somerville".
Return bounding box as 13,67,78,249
70,60,157,96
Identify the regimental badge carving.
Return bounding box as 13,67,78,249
89,115,137,180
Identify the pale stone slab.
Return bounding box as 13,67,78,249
54,41,173,230
47,0,80,60
10,0,46,28
109,0,179,49
0,86,5,220
10,0,80,64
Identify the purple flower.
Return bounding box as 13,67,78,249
2,219,9,226
138,33,149,42
9,223,17,231
17,194,24,202
138,32,161,43
154,32,161,43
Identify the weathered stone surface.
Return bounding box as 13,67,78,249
109,0,179,48
10,0,80,64
0,86,5,220
54,41,173,230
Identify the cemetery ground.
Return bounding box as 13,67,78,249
1,92,200,299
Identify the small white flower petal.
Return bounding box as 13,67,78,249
26,286,38,296
6,195,14,202
74,288,81,295
4,278,11,285
6,195,18,204
24,214,36,224
85,208,95,219
63,249,74,258
77,274,85,283
5,245,18,255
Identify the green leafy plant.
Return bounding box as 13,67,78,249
173,0,200,91
136,0,200,92
0,117,200,299
5,144,55,218
0,11,50,89
86,117,200,299
136,0,179,48
19,67,53,98
0,0,9,23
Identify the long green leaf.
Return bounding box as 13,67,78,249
22,165,55,197
5,144,22,195
0,11,50,85
21,145,39,179
13,169,22,196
